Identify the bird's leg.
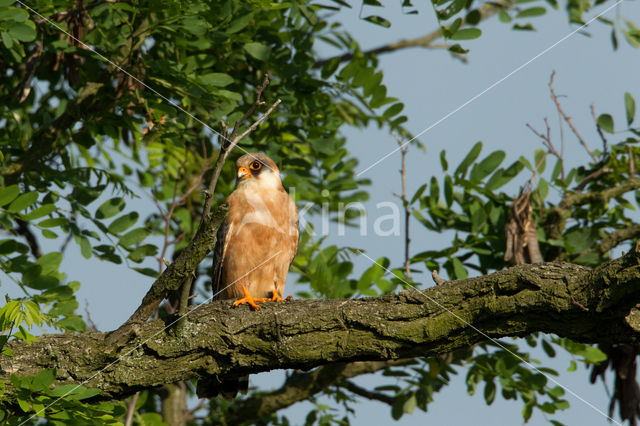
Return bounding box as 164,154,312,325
268,288,292,302
233,285,267,310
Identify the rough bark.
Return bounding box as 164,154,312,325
3,250,640,402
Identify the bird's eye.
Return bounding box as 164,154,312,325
250,161,262,170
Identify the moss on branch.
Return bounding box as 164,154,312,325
3,250,640,403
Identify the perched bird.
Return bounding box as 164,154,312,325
197,153,298,399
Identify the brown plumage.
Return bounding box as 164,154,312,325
197,153,298,399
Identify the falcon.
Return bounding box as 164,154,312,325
211,153,299,309
198,153,298,399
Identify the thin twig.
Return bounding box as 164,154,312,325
432,270,447,285
341,380,395,405
391,131,412,278
124,391,140,426
526,118,564,180
84,300,98,331
628,145,635,177
548,71,597,162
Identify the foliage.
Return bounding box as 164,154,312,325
0,0,639,425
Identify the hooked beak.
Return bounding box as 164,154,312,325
237,166,251,181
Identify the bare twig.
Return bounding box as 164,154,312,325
432,270,447,285
526,117,564,180
629,145,635,177
13,219,41,259
124,391,140,426
590,104,609,157
84,300,98,331
342,380,395,405
548,71,597,162
392,131,412,278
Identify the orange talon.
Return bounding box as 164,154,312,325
269,289,292,302
232,285,266,310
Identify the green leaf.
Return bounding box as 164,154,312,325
357,258,388,290
403,393,417,414
119,227,149,247
582,345,607,364
17,397,30,413
363,15,391,28
542,339,556,357
8,21,36,41
597,113,614,133
498,9,512,22
36,252,62,275
108,212,139,234
22,204,55,221
95,197,126,219
455,142,483,178
1,30,12,49
56,316,86,332
451,257,467,279
522,401,534,421
625,92,635,125
31,369,56,392
7,191,38,213
199,73,234,87
128,244,158,263
0,184,20,207
383,103,404,119
133,267,159,278
49,300,78,316
0,7,29,22
440,150,448,171
243,42,270,60
77,236,92,259
469,150,506,182
450,27,482,41
444,175,453,207
410,183,427,204
516,7,546,18
565,227,597,254
449,43,469,54
484,380,496,405
321,56,341,79
0,239,29,255
38,217,67,228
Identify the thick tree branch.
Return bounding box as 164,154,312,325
4,251,640,403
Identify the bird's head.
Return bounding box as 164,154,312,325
235,153,282,189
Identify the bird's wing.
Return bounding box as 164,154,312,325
211,217,233,301
287,195,299,269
